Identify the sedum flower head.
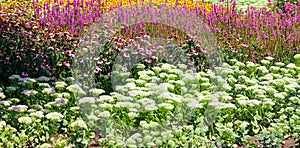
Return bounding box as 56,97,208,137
89,88,105,97
70,120,88,129
8,75,21,80
30,111,44,118
40,143,52,148
54,98,69,106
45,112,64,121
18,116,32,124
37,76,50,82
38,83,51,88
98,95,114,102
8,105,28,112
22,90,38,97
0,100,11,106
66,84,86,95
0,121,6,130
0,92,6,99
79,97,95,104
42,87,55,95
98,111,111,118
158,103,174,110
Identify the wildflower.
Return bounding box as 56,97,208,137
18,116,32,124
42,87,55,94
8,105,28,112
45,112,64,121
30,111,44,118
70,120,88,129
144,104,158,111
79,97,95,104
98,95,114,102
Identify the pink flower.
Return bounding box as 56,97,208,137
145,58,152,63
285,3,293,12
22,72,28,77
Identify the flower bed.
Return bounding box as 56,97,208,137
0,0,300,147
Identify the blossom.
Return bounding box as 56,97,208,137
21,90,38,96
87,114,99,121
274,93,285,99
37,76,50,82
54,98,69,106
0,92,6,99
40,143,52,148
0,121,6,130
128,112,138,118
98,111,110,118
158,103,174,110
30,111,44,118
70,120,88,129
45,112,64,121
38,83,51,88
284,3,293,12
261,60,270,65
98,95,114,102
70,106,80,111
66,84,86,95
238,99,261,106
0,100,11,106
42,87,55,94
8,75,21,80
115,102,137,108
79,97,95,104
8,105,28,112
18,116,32,124
144,104,158,111
89,88,105,96
187,100,203,109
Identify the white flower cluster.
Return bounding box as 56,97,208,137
66,84,86,95
8,105,28,112
89,88,105,97
45,112,64,121
21,90,38,96
70,120,88,129
18,116,32,124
